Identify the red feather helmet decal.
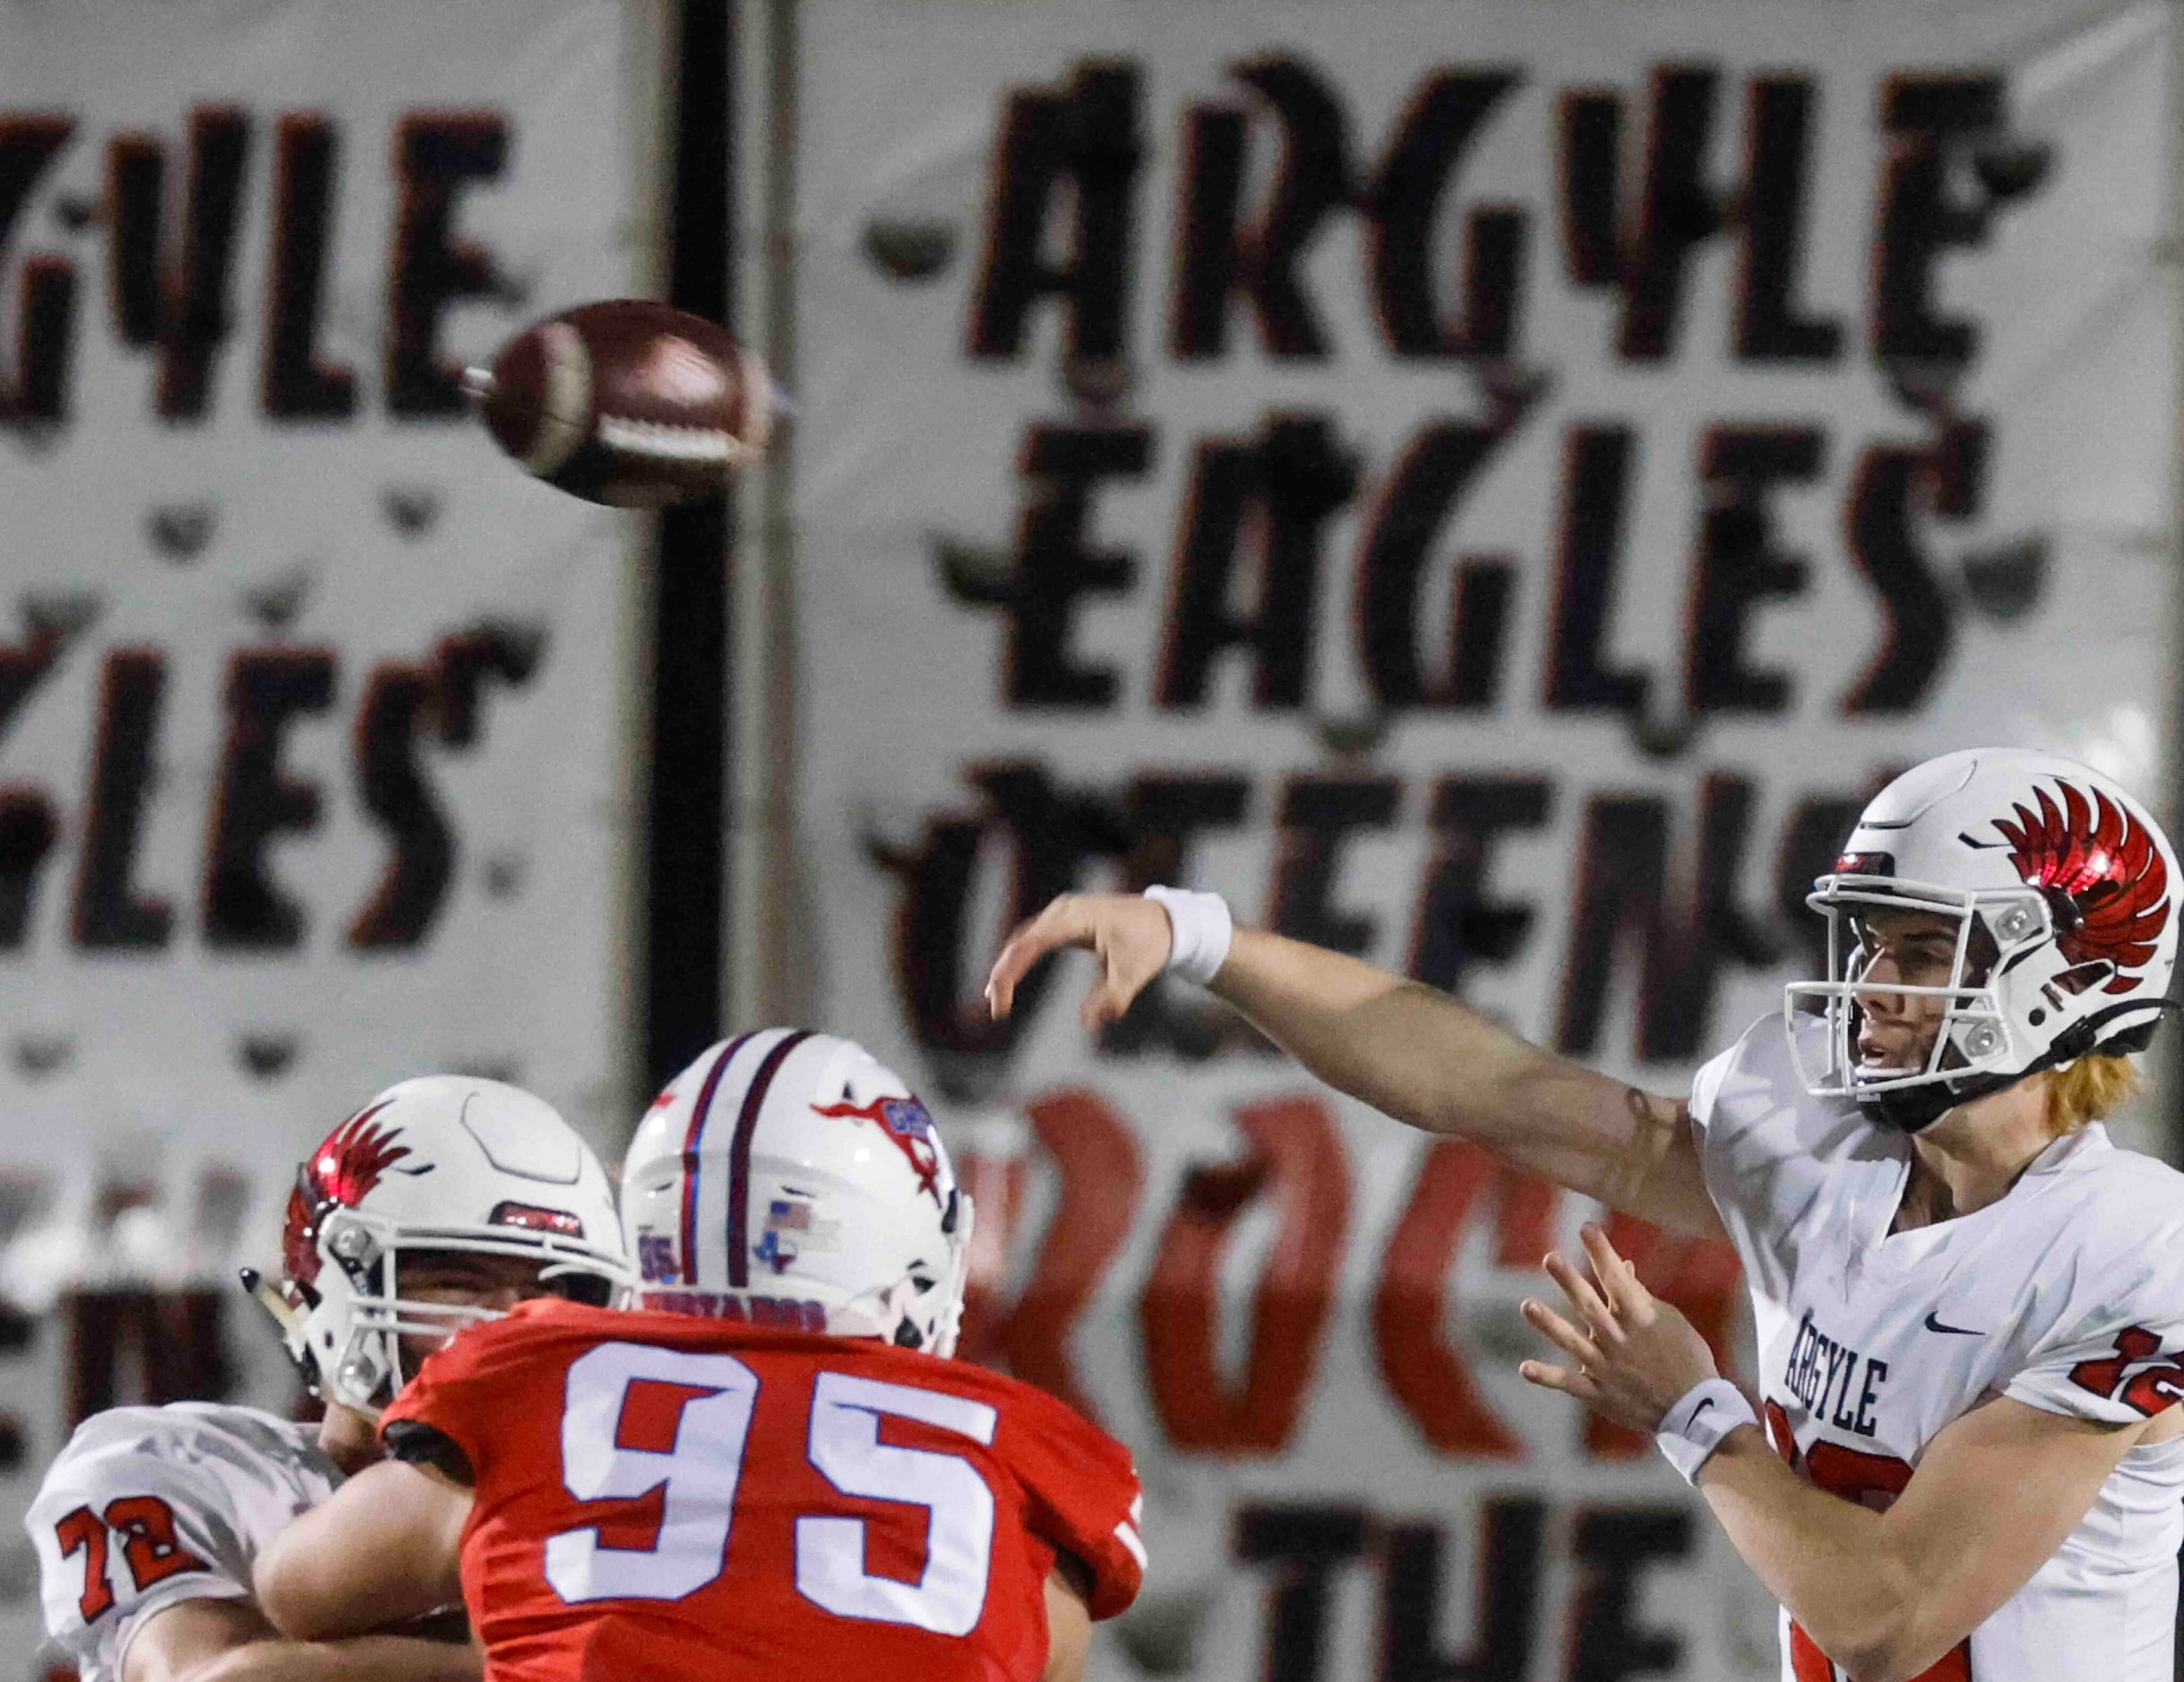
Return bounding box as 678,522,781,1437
1991,781,2171,994
282,1102,417,1284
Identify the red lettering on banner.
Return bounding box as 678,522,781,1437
1583,1212,1743,1459
953,1151,1024,1367
958,1089,1146,1431
1371,1141,1554,1456
1495,1171,1559,1266
1140,1095,1350,1451
1005,1091,1145,1424
945,1086,1753,1461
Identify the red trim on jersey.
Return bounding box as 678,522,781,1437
680,1034,756,1288
727,1032,812,1289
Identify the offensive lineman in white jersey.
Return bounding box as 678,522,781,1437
989,747,2184,1682
24,1077,630,1682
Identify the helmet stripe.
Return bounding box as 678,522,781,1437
727,1029,813,1288
680,1031,761,1287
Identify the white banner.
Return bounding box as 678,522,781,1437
778,3,2176,1678
0,0,664,1664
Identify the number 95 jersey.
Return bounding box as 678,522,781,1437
379,1300,1146,1681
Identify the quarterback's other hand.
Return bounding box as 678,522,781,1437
1518,1224,1719,1434
985,893,1174,1031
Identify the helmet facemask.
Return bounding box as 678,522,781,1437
274,1177,624,1418
1785,876,2059,1131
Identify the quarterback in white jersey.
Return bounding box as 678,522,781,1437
992,746,2184,1682
1687,1009,2184,1679
25,1077,629,1682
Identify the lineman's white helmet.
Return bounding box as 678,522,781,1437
1786,747,2178,1132
623,1028,972,1355
263,1077,630,1413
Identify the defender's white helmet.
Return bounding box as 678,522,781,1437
264,1077,630,1414
623,1029,972,1356
1786,748,2178,1132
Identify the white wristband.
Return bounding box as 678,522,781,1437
1143,886,1233,986
1655,1377,1757,1485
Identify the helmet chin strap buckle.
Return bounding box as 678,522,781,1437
1861,1018,2111,1135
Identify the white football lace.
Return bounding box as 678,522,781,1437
598,416,761,464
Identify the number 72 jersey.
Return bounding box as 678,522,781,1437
379,1300,1147,1681
25,1403,340,1681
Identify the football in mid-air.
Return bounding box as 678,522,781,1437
471,300,776,507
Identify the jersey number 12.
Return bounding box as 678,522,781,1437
1764,1401,1971,1682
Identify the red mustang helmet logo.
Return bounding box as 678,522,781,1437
813,1095,944,1206
1993,781,2171,993
282,1103,417,1284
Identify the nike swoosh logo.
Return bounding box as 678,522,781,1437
1691,1397,1715,1420
1923,1311,1984,1336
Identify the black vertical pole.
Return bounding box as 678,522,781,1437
643,0,734,1094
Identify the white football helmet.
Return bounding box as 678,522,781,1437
1785,748,2179,1132
623,1028,972,1355
257,1077,631,1414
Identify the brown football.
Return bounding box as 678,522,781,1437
474,300,775,507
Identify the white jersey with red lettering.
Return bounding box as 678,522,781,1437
23,1403,339,1681
1691,1013,2184,1682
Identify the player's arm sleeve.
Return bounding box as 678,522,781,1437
24,1424,252,1680
1005,1399,1146,1621
378,1322,506,1482
1682,1034,1741,1158
1678,1018,1816,1300
2005,1259,2184,1426
1681,1037,1744,1211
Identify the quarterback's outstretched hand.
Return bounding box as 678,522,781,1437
1518,1225,1718,1434
986,894,1174,1031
